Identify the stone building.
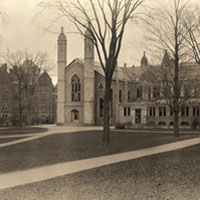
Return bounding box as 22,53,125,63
0,64,56,126
32,71,55,124
57,27,200,127
0,64,14,126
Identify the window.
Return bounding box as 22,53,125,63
193,107,200,117
137,87,142,99
98,83,103,89
184,86,191,97
124,107,131,116
99,98,104,117
2,105,8,113
153,86,160,98
158,121,166,126
170,108,174,116
13,95,18,100
148,107,155,117
148,87,151,100
128,91,131,102
128,107,131,116
194,87,200,97
2,95,7,101
3,114,7,119
181,106,189,117
71,75,81,102
41,97,46,102
181,121,189,126
119,90,122,103
124,107,126,116
169,121,174,126
159,107,166,116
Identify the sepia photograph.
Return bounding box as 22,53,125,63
0,0,200,199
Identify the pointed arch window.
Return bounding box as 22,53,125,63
98,83,104,90
119,89,122,103
71,75,81,102
99,98,104,117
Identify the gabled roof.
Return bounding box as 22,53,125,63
65,58,145,82
38,70,53,87
65,57,200,84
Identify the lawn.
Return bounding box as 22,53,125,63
0,127,48,136
0,143,200,200
0,137,27,144
0,130,200,173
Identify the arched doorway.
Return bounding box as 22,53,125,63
71,109,79,123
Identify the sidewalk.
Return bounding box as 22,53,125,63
0,136,200,190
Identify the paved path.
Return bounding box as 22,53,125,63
0,137,200,190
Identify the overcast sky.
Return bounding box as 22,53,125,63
0,0,198,84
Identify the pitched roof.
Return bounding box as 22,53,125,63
66,58,146,82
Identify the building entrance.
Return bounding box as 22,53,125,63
135,109,141,124
71,109,79,123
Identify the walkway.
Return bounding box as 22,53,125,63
0,137,200,190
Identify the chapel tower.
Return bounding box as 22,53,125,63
57,27,67,125
83,25,95,124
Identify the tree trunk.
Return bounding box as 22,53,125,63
18,82,23,127
18,94,23,127
103,78,111,145
174,111,179,137
26,96,32,125
174,23,180,137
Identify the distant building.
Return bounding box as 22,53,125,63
0,64,14,126
57,27,200,127
0,64,56,126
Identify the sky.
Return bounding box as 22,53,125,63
0,0,198,84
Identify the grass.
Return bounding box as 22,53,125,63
0,143,200,200
0,130,200,173
0,127,48,135
0,137,27,144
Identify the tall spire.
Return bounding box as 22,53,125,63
57,26,67,125
141,51,148,66
84,22,94,59
83,21,95,124
162,49,170,66
58,27,66,41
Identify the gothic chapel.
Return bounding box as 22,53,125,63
57,27,200,127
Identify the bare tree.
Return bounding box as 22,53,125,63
182,4,200,65
144,0,197,137
38,0,145,145
5,50,52,126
